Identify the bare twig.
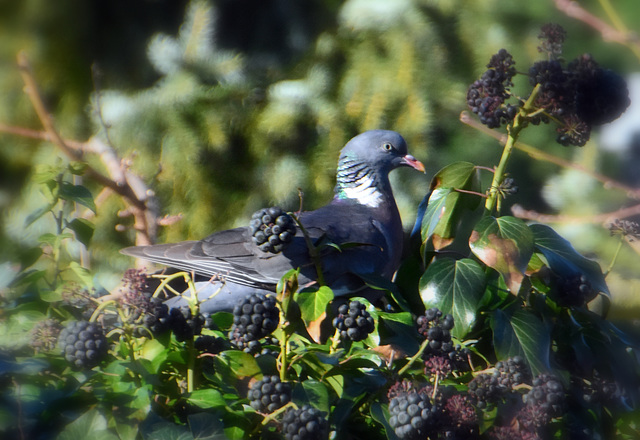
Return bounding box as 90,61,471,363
11,52,170,247
553,0,640,60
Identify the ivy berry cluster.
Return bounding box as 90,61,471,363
467,23,629,146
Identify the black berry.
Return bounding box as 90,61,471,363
230,293,279,352
332,300,375,342
388,390,438,440
58,320,109,369
248,375,291,413
281,404,328,440
250,206,296,254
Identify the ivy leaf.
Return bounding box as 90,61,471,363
294,286,333,323
490,308,550,376
187,413,225,440
216,351,260,379
370,402,400,440
530,224,609,296
292,379,330,413
59,181,96,213
187,389,226,409
422,162,481,249
57,408,119,440
418,258,486,339
67,218,95,247
470,216,533,293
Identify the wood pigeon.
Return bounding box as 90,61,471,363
121,130,425,313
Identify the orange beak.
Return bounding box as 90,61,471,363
403,154,426,173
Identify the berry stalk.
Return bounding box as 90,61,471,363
484,83,542,214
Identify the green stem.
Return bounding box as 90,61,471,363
398,338,430,376
604,237,624,278
186,338,195,393
279,331,290,382
484,84,541,215
88,299,117,322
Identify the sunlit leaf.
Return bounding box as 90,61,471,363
422,162,481,249
470,216,533,293
295,285,333,323
418,258,486,338
187,389,226,409
217,351,260,378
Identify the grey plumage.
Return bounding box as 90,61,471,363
121,130,425,313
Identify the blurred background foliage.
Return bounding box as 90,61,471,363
1,0,639,316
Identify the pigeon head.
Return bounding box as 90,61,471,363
339,130,425,174
335,130,424,206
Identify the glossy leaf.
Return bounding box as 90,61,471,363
490,308,550,376
295,285,333,323
292,379,330,413
187,389,226,409
422,162,481,249
418,258,486,338
530,224,609,296
216,351,260,378
470,216,533,293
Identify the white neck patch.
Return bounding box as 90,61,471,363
340,173,384,207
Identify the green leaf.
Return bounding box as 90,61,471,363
377,313,420,355
420,187,452,243
38,232,73,246
370,402,399,440
422,162,481,249
187,413,225,440
294,286,333,323
292,379,330,413
530,224,609,296
470,216,533,293
56,408,119,440
68,261,94,287
59,181,96,213
187,389,226,409
68,161,88,175
216,351,260,378
24,204,55,227
33,163,64,183
67,218,95,247
419,258,486,338
490,308,550,375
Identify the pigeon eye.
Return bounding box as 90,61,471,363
382,142,394,151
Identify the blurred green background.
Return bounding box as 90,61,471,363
1,0,639,315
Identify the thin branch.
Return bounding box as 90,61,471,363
13,52,169,246
553,0,640,60
460,111,640,200
511,202,640,224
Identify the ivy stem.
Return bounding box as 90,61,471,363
398,338,430,376
484,84,541,215
278,330,290,382
292,214,326,287
604,237,624,278
186,338,195,393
